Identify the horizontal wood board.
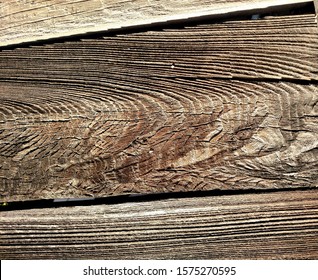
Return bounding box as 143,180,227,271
1,189,317,259
1,14,318,80
1,14,318,202
0,0,312,47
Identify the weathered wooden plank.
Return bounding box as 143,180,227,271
1,189,317,259
0,0,312,47
1,79,318,202
1,14,318,81
1,14,318,202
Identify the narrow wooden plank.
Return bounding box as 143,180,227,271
0,0,312,47
1,14,318,81
1,189,317,259
1,15,318,202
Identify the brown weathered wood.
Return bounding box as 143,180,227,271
0,0,312,47
1,14,318,81
1,79,318,202
1,14,318,202
1,189,317,259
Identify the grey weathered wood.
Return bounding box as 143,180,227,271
1,189,317,259
0,14,318,202
314,0,318,13
0,0,312,47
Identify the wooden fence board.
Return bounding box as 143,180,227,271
1,189,317,259
1,14,318,81
1,4,317,261
0,0,312,47
1,79,318,202
1,14,318,202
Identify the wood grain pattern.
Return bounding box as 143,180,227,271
1,14,318,81
0,0,312,47
1,189,317,259
1,14,318,202
1,79,318,201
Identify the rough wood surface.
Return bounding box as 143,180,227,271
314,0,318,13
1,14,318,202
0,0,312,47
1,14,318,81
1,189,317,259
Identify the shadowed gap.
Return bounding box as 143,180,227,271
1,186,316,212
